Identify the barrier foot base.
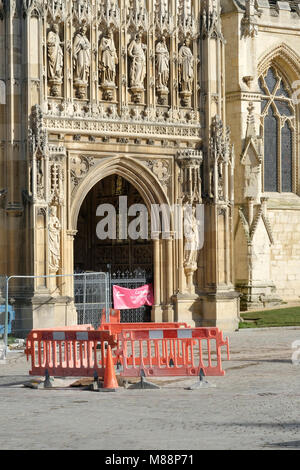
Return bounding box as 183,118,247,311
90,371,102,392
98,388,119,393
0,341,6,364
185,369,216,391
43,370,53,389
128,370,160,390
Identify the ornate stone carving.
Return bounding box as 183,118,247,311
146,159,171,190
241,102,263,201
44,113,201,141
73,24,91,99
48,205,61,273
29,105,48,156
178,0,197,41
201,0,223,41
155,36,170,105
183,204,201,292
23,0,42,18
209,115,234,203
29,105,48,203
47,23,64,97
49,155,64,205
47,0,65,23
127,0,148,34
241,0,258,38
177,149,203,204
99,29,118,100
128,32,147,103
72,0,92,28
70,155,95,189
98,0,120,31
178,37,194,107
155,0,173,37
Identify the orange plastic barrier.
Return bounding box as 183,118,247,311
99,308,189,336
97,309,190,367
100,309,121,324
117,327,230,378
25,329,116,378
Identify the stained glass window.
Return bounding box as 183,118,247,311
264,106,278,192
259,67,295,193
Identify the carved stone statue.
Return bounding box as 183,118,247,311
178,37,194,106
156,36,169,90
99,30,118,86
183,204,200,292
47,23,63,96
128,32,146,102
183,205,200,268
48,205,61,273
73,24,91,98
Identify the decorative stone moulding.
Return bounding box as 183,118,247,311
102,83,117,101
130,86,144,104
48,78,62,98
74,80,88,100
180,90,192,108
156,86,169,105
98,0,121,31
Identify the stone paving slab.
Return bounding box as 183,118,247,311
0,327,300,450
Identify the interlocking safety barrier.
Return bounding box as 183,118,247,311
99,308,189,336
25,319,230,383
97,308,190,367
117,327,230,378
25,329,116,377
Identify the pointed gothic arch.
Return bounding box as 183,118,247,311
70,154,174,323
257,44,300,195
70,155,172,232
258,42,300,84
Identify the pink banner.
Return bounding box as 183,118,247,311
113,284,154,310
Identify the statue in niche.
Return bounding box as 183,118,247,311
128,32,146,90
99,30,118,86
73,24,91,98
47,23,63,96
178,37,194,106
156,36,170,91
183,204,200,292
36,157,44,199
48,205,61,273
183,204,200,269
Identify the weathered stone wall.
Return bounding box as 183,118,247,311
268,198,300,300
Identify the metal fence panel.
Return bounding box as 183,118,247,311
74,272,108,328
0,272,109,348
0,268,153,350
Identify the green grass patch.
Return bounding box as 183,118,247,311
239,306,300,329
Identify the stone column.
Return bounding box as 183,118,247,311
163,233,174,322
151,232,163,322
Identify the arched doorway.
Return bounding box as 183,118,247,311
74,174,153,322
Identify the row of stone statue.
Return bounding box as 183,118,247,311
47,25,195,104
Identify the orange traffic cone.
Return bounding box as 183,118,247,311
101,345,119,392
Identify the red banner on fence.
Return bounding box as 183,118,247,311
113,284,154,310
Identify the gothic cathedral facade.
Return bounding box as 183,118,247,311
0,0,299,333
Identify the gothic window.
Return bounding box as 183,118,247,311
259,67,295,193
